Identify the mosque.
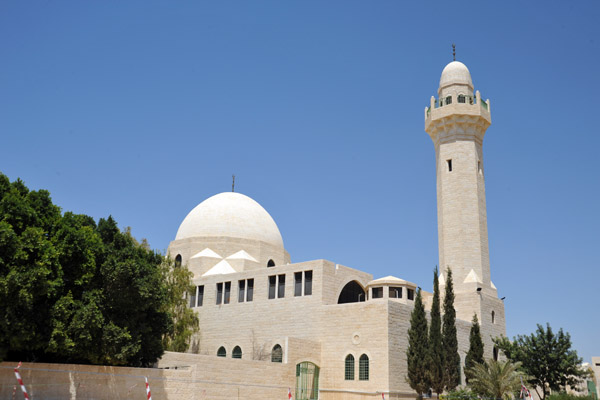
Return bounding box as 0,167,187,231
160,59,507,400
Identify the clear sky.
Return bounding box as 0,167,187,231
1,1,598,363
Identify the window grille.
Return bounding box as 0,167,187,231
345,354,355,380
359,354,369,380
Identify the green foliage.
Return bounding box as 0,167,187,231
465,313,485,383
160,256,199,352
0,171,189,366
494,323,589,400
429,267,444,396
442,268,460,391
547,393,596,400
445,387,479,400
407,288,431,398
466,359,524,400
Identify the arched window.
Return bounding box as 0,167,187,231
271,344,283,363
175,254,182,268
232,346,242,359
491,310,496,324
359,354,369,380
344,354,355,380
267,259,275,267
458,94,466,103
493,346,499,361
338,281,366,304
445,95,452,105
217,346,226,357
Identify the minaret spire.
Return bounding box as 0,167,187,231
452,43,456,61
232,174,235,192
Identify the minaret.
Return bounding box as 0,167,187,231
425,60,505,346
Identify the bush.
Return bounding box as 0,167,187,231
547,393,596,400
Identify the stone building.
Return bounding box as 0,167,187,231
160,59,507,400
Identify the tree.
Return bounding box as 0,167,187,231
407,288,431,399
0,172,183,366
442,268,460,391
467,359,523,400
429,267,444,396
465,313,485,383
494,323,589,400
160,256,199,352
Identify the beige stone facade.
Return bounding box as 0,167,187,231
0,60,507,399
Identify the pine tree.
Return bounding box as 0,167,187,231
442,268,461,391
465,313,485,383
429,267,444,396
407,288,431,399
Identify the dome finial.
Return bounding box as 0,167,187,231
452,43,456,61
232,174,235,192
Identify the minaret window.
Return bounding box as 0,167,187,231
445,96,452,105
478,161,482,174
458,94,466,103
267,259,275,267
492,310,496,324
447,159,453,172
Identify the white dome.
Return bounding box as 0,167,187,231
175,192,284,248
439,61,473,90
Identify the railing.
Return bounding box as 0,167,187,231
426,91,489,118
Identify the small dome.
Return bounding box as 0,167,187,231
175,192,284,248
439,61,473,91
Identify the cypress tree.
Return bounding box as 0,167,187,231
429,267,444,396
465,313,485,383
442,268,460,391
407,288,431,399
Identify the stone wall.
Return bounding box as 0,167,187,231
0,355,295,400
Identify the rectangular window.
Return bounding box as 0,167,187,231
238,280,246,303
294,272,302,296
197,285,204,307
247,279,254,302
389,287,402,299
372,287,383,299
447,159,452,172
278,274,285,298
478,161,482,174
216,282,223,305
189,286,197,307
407,288,414,300
224,281,231,304
268,275,276,299
304,270,312,296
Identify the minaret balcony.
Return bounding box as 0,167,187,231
424,90,491,131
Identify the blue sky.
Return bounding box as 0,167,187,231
1,2,598,363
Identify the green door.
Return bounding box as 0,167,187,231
295,361,320,400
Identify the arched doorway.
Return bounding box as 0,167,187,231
295,361,319,400
337,281,366,304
